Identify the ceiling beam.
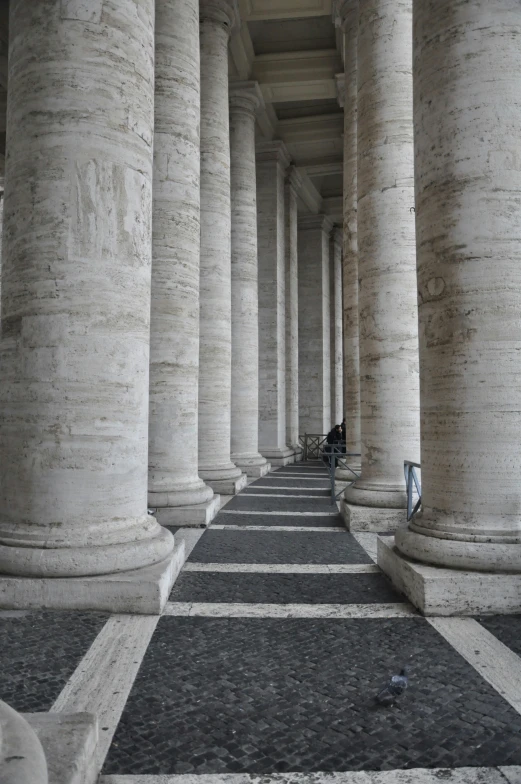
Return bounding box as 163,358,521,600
252,49,341,104
239,0,332,21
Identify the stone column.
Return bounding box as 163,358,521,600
343,0,420,530
149,0,218,527
285,166,302,459
389,0,521,592
198,0,246,495
298,215,333,435
257,141,295,466
330,227,343,424
229,81,269,478
0,0,174,581
337,0,361,459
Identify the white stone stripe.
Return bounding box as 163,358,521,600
183,563,380,574
164,602,416,618
173,528,206,560
241,492,329,499
52,615,158,770
246,485,329,491
99,768,521,784
211,525,344,532
218,509,339,516
428,617,521,715
272,473,327,478
261,476,329,482
351,532,378,563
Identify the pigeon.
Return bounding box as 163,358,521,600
374,667,409,706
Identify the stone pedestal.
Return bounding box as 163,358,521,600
343,0,420,522
198,0,246,495
379,536,521,616
229,82,270,479
257,141,295,466
330,227,343,424
388,0,521,598
0,0,175,586
341,499,405,533
148,0,218,526
298,215,333,436
285,167,303,461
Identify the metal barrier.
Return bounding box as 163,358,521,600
326,447,362,504
404,460,421,521
302,433,328,461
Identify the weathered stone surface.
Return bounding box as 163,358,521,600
330,228,343,425
345,0,420,512
298,215,333,435
338,0,360,456
29,712,98,784
198,0,244,493
257,142,294,465
396,0,521,574
148,0,216,516
284,167,302,456
229,82,268,479
0,700,48,784
0,0,174,577
341,499,406,533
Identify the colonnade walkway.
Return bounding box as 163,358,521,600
2,465,521,782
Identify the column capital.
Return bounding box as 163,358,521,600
200,0,239,34
298,214,334,235
229,81,265,115
333,0,358,31
256,140,291,169
286,164,303,195
331,226,343,248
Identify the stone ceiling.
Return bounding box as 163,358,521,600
229,0,344,221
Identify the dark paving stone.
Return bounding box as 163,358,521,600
224,496,335,513
104,616,521,775
169,572,402,604
249,479,330,489
0,610,107,712
477,615,521,657
187,530,372,564
242,488,331,497
215,512,343,528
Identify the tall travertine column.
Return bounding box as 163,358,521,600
337,0,361,457
257,141,295,466
285,166,302,458
298,215,332,435
198,0,246,494
149,0,218,527
330,228,343,424
0,0,174,578
344,0,420,521
229,81,269,478
394,0,521,575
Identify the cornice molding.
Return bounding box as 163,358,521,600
256,140,292,169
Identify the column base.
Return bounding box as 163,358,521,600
205,473,248,495
153,494,221,528
340,498,405,532
335,462,361,482
238,461,271,478
378,535,521,616
260,447,295,466
0,540,185,615
231,454,271,478
28,712,98,784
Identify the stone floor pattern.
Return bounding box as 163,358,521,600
2,462,521,784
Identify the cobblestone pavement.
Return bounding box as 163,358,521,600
0,610,107,712
214,511,344,528
102,463,521,776
6,463,520,779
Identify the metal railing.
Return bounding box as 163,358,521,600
326,447,361,504
302,433,328,461
404,460,421,521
